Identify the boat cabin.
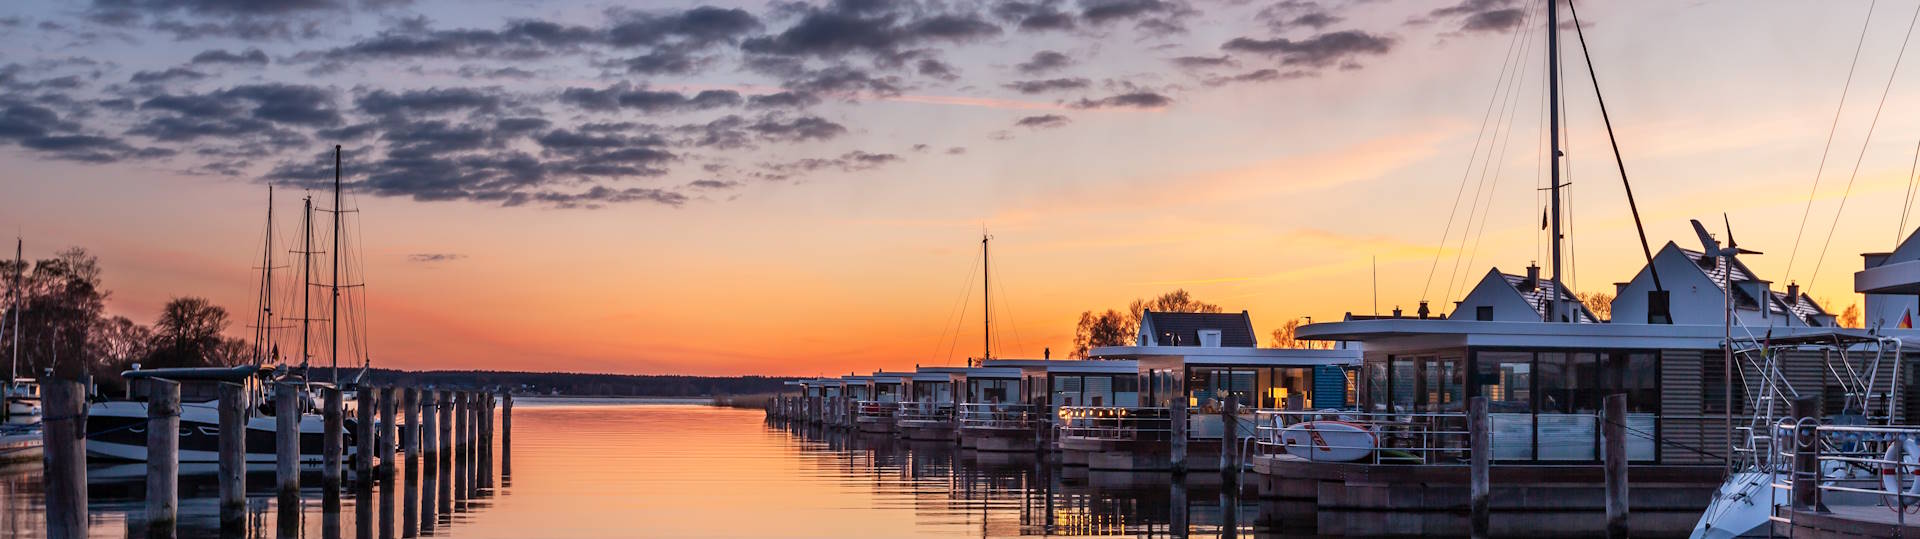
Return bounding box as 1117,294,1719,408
1089,345,1361,435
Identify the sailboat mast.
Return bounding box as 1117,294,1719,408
256,186,274,364
301,197,313,371
331,145,341,386
9,238,18,381
982,233,990,362
1546,0,1564,323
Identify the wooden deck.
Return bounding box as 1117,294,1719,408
1776,505,1920,538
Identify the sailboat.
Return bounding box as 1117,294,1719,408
0,238,43,463
87,150,368,463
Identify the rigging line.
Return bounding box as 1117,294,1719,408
928,246,983,366
1456,16,1541,305
1422,7,1535,302
1558,24,1580,298
1786,0,1878,283
990,252,1026,358
944,249,980,365
1570,0,1663,296
1898,138,1920,244
1810,0,1920,294
1443,0,1539,304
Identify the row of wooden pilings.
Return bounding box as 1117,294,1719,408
39,377,514,539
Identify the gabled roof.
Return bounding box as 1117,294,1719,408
1771,290,1830,325
1139,310,1257,347
1493,270,1599,323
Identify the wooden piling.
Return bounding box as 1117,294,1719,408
379,386,398,477
1220,398,1239,481
403,387,420,535
1170,398,1188,475
147,378,181,532
217,381,247,528
324,386,344,492
277,381,302,500
454,392,467,500
421,390,439,462
42,378,86,539
436,390,452,517
1603,393,1628,539
1469,396,1490,539
402,387,419,455
501,392,512,477
356,385,375,475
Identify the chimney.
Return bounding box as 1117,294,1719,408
1417,301,1430,319
1524,263,1540,291
1787,282,1800,305
1392,306,1403,318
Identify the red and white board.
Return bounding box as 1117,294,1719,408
1279,421,1376,462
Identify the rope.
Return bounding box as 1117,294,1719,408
1422,7,1534,303
1899,138,1920,244
1810,1,1920,294
1786,0,1877,284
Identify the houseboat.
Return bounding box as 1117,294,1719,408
856,372,911,434
954,364,1035,451
1253,240,1873,536
898,368,964,441
1059,310,1361,471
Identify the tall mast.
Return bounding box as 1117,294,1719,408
1546,0,1564,323
982,232,991,362
301,197,313,372
331,145,341,386
9,238,18,381
255,186,274,364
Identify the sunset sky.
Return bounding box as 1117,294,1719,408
3,0,1920,376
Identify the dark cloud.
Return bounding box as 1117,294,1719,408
292,18,600,64
1420,0,1525,33
1015,114,1070,129
993,2,1077,32
129,67,207,83
1002,77,1090,94
759,149,901,179
1016,50,1072,74
1221,30,1394,68
0,98,172,164
623,50,701,75
741,4,1000,59
1069,91,1171,109
1256,0,1342,31
916,58,958,80
1170,55,1234,69
686,179,740,190
1202,68,1311,86
455,65,536,80
407,253,466,262
558,82,742,113
1081,0,1174,25
747,115,847,142
355,87,504,117
782,65,902,97
945,146,966,155
189,47,269,65
606,6,762,48
747,91,821,109
88,0,401,18
150,18,321,41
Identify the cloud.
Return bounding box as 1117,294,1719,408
129,67,207,83
1221,30,1394,68
1081,0,1175,25
1201,68,1312,86
1015,50,1072,74
1070,91,1171,109
408,253,466,262
1002,77,1090,94
355,87,504,117
759,149,901,179
291,18,600,64
605,6,762,48
747,91,822,109
558,82,742,113
781,65,903,97
993,1,1077,32
1418,0,1526,34
189,48,269,66
686,179,741,190
1015,114,1070,128
1170,55,1234,69
741,4,1000,59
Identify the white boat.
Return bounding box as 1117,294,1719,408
1279,420,1376,462
84,365,357,463
4,378,39,424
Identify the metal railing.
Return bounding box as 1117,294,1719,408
1773,423,1920,514
957,403,1041,431
1057,406,1173,442
855,400,896,420
1254,410,1468,465
895,401,955,425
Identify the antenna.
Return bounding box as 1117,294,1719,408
982,229,991,363
331,145,341,386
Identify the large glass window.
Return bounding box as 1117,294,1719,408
1366,362,1388,412
969,379,1012,403
1390,356,1417,413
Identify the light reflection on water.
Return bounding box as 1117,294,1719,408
0,400,1316,538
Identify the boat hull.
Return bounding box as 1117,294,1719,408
84,400,357,463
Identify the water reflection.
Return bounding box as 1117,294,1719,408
0,401,1314,538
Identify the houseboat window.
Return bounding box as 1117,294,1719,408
1474,351,1532,412
1054,376,1083,407
1188,367,1256,410
1366,363,1387,412
971,379,1012,403
1619,353,1658,413
1114,375,1140,407
1264,367,1313,410
1425,356,1465,412
1389,356,1417,413
1538,352,1569,413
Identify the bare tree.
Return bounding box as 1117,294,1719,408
1577,292,1613,322
1073,289,1224,358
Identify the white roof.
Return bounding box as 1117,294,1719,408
1297,318,1920,352
1087,345,1360,367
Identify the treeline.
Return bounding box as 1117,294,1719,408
309,368,795,397
1,247,251,392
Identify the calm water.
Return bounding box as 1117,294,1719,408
0,400,1298,538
